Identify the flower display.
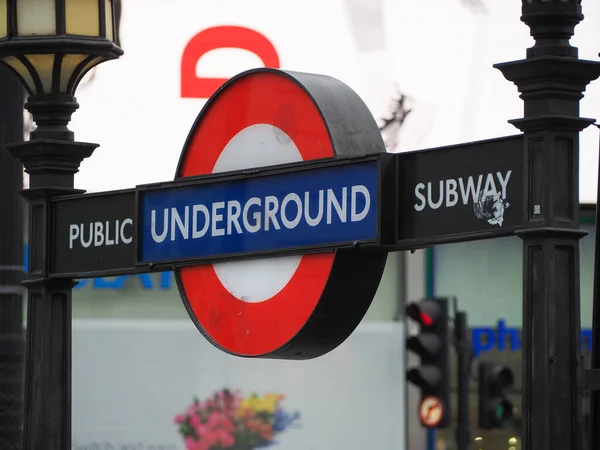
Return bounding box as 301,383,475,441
174,389,301,450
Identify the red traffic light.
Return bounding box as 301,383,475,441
406,299,442,327
405,297,450,429
420,311,433,326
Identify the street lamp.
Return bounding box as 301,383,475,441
0,0,122,139
0,1,123,447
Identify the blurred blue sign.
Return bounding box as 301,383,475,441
472,319,593,354
24,244,172,290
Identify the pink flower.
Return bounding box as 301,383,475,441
207,411,225,426
200,429,219,447
186,439,209,450
184,437,197,449
196,424,208,436
221,418,235,432
219,431,235,448
246,419,259,432
194,441,209,450
190,414,202,430
174,414,187,424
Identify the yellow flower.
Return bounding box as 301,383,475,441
236,393,280,415
254,397,277,413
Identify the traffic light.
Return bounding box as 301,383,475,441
406,297,450,428
478,362,514,429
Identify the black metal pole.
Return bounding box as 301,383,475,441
588,124,600,450
7,96,97,448
454,311,470,450
0,63,25,449
495,2,600,450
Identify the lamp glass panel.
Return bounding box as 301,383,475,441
66,0,100,36
1,57,36,94
73,55,101,91
59,54,88,92
105,0,114,41
17,0,56,36
24,54,55,93
0,0,7,38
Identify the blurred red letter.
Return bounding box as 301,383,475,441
181,25,280,99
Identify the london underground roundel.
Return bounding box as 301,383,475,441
175,68,387,359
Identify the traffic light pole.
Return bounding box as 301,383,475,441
454,311,470,450
495,2,600,450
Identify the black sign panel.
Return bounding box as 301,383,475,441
397,134,524,247
51,190,140,278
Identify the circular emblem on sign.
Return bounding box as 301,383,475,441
419,396,445,428
175,68,387,359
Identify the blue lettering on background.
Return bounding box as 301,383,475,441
74,272,173,290
473,319,594,354
23,244,173,290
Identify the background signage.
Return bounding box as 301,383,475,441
472,319,594,356
71,321,405,450
137,160,380,266
397,134,524,246
51,190,138,278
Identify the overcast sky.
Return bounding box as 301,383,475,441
62,0,600,202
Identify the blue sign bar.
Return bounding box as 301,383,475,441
137,160,380,265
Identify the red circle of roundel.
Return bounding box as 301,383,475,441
175,71,336,357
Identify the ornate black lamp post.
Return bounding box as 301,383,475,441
0,1,123,447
